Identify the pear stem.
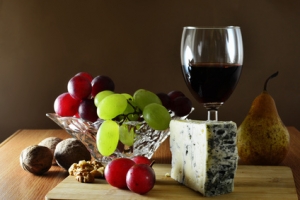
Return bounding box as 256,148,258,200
263,71,279,91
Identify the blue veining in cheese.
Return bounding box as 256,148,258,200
169,119,238,197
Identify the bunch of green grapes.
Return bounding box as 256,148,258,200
94,89,171,156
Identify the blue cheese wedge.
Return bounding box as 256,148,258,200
169,119,238,197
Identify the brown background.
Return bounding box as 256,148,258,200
0,0,299,142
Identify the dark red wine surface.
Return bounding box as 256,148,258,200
183,63,242,103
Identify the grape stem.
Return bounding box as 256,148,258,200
127,99,140,113
117,99,143,125
150,160,155,168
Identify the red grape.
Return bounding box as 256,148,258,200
91,75,115,97
156,92,171,110
126,164,156,194
78,99,98,122
75,72,93,82
131,155,152,165
168,90,185,101
104,158,135,189
171,96,192,116
67,75,92,100
54,92,81,117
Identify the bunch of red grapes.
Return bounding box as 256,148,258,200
54,72,115,122
105,156,156,194
54,72,193,122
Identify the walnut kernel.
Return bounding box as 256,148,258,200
75,171,95,183
68,160,105,183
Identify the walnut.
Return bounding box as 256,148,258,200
20,145,53,175
69,160,94,174
90,167,105,178
38,137,62,165
90,160,104,169
75,171,95,183
54,138,91,170
68,160,105,183
68,163,78,176
78,160,94,171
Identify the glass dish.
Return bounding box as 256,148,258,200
46,111,192,164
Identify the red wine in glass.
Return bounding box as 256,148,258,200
181,26,244,121
183,63,242,103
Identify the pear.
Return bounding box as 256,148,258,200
237,71,289,165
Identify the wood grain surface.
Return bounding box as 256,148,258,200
0,129,71,200
0,128,299,200
46,164,297,200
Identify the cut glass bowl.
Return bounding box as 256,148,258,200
46,111,191,164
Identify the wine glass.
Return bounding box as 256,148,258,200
180,26,243,121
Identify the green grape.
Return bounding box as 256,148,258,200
96,120,119,156
143,103,171,130
119,123,136,146
133,89,162,111
123,99,140,121
121,93,133,100
94,90,114,107
121,93,140,120
97,94,127,120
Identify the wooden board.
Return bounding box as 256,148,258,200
46,164,297,200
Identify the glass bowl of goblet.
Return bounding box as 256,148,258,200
46,111,192,164
180,26,244,121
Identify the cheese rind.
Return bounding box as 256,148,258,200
170,119,238,197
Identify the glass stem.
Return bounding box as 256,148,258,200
207,109,218,121
203,102,223,121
